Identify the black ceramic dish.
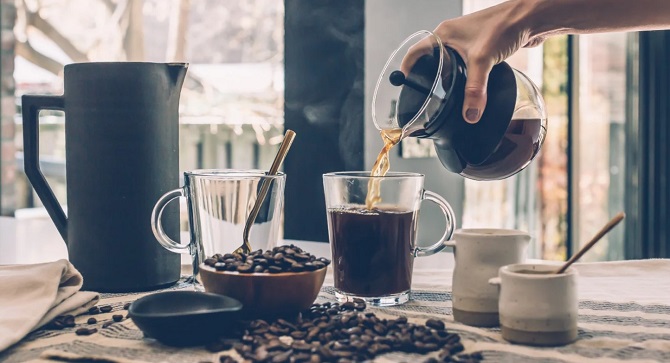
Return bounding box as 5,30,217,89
128,291,243,346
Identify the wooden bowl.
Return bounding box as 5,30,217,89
199,264,327,317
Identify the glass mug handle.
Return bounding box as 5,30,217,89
414,189,456,257
151,187,191,253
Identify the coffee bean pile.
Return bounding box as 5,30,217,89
210,299,482,363
204,245,331,274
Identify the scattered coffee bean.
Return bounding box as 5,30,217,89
207,245,331,274
45,315,76,330
75,327,97,336
87,317,97,324
341,302,356,311
219,355,236,363
469,352,484,360
429,351,484,363
206,340,234,352
112,314,124,322
123,302,131,310
99,305,113,313
88,306,100,315
352,298,367,311
425,318,446,331
449,342,465,354
63,315,75,327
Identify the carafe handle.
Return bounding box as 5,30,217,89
414,189,456,257
21,95,68,241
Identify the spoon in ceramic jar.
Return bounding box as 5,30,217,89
555,211,625,274
234,130,296,254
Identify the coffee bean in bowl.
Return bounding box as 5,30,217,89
199,245,329,317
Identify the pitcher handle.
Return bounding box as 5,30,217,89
151,187,190,253
414,189,456,257
22,95,68,241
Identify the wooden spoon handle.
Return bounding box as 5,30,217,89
556,212,625,274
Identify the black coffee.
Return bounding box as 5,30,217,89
461,118,546,179
328,207,416,296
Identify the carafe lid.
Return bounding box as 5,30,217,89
372,30,450,138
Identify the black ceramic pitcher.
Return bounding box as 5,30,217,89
21,62,187,292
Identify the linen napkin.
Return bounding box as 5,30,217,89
0,259,99,352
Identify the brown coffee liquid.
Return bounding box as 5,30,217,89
366,129,403,209
328,207,415,296
461,118,546,180
517,269,553,275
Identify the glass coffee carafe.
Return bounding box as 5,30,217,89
372,30,547,180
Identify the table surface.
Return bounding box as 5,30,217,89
0,216,455,269
2,216,670,363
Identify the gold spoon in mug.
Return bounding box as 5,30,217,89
555,211,625,274
234,130,296,254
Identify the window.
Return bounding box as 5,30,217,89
573,33,628,261
462,0,631,261
3,0,284,225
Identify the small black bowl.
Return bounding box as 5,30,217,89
128,291,243,346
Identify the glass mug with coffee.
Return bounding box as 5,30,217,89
323,172,455,306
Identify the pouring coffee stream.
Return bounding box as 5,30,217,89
235,130,296,254
365,128,403,209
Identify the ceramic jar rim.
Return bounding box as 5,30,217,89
454,228,530,238
501,263,577,279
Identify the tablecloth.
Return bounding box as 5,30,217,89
2,260,669,363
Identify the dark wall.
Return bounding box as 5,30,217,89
284,0,365,242
625,31,670,259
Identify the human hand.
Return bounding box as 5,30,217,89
401,0,543,123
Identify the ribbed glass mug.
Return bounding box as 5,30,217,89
151,170,285,283
323,171,456,306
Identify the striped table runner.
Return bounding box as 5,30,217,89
2,260,669,363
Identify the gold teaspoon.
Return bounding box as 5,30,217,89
234,130,296,254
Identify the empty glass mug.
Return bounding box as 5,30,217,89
323,171,456,306
151,170,285,282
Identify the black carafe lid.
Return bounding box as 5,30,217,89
391,47,517,173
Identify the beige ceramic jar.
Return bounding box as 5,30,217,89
489,263,579,346
446,229,530,327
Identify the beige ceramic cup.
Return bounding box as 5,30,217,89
446,229,530,327
489,263,579,346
